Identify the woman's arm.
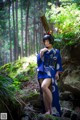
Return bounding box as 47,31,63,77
40,48,48,58
55,50,63,80
55,71,60,80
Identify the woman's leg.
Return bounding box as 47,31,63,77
41,78,52,114
43,92,49,112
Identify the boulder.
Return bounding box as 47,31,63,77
61,65,80,98
60,43,80,99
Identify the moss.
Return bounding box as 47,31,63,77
20,91,39,102
0,56,37,79
37,114,63,120
44,114,54,120
0,74,19,105
45,114,61,120
16,72,30,82
0,63,11,69
28,91,39,98
0,55,38,119
23,76,30,81
0,55,37,101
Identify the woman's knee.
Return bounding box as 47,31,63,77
41,83,47,91
41,78,51,91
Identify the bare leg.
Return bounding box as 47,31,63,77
39,79,49,112
41,78,52,114
43,92,49,112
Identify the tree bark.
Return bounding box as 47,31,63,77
15,0,18,59
25,1,30,56
21,0,24,57
56,0,60,7
12,1,16,61
9,1,12,62
40,15,50,33
33,1,36,54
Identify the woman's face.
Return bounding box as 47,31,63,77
44,39,52,48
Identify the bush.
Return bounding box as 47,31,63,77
46,3,80,47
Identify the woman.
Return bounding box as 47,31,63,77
37,33,63,117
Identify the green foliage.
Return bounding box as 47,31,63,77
0,55,37,112
46,3,80,47
0,63,21,103
0,73,22,119
0,74,19,104
45,114,60,120
0,74,13,98
21,91,39,102
0,56,37,90
0,56,36,80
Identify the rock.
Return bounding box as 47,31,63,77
61,107,80,120
21,116,29,120
59,43,80,120
61,43,80,99
61,101,73,111
61,65,80,98
71,112,78,120
62,108,72,118
61,43,80,62
60,91,74,101
71,107,80,120
70,42,80,61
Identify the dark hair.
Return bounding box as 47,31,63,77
43,34,54,45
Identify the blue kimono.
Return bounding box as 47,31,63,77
37,48,63,117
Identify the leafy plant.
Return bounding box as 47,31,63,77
46,3,80,47
0,74,20,101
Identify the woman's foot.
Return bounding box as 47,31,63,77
44,110,51,115
50,109,52,115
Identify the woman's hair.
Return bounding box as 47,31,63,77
43,34,54,45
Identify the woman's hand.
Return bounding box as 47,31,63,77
40,48,48,57
55,72,59,80
40,48,48,53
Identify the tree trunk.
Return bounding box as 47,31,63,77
15,0,18,59
33,0,36,54
35,30,38,53
27,29,30,56
21,0,24,57
12,1,16,61
25,1,30,56
9,1,12,62
56,0,60,7
40,15,50,33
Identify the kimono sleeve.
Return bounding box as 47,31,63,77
56,50,63,73
37,54,44,72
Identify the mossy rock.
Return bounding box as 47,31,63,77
21,111,71,120
0,56,37,80
45,114,61,120
37,114,70,120
20,91,39,101
16,72,30,82
0,63,11,70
